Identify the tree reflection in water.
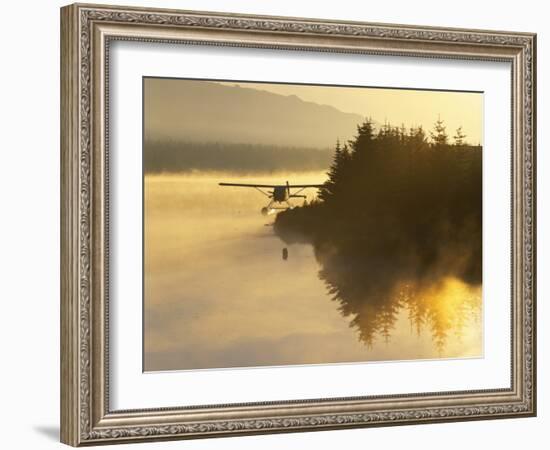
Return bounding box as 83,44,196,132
313,239,481,352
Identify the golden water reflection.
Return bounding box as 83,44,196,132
144,172,482,371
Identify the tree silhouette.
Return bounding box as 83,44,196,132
430,116,448,146
453,126,467,146
275,117,482,350
319,139,351,202
143,140,333,173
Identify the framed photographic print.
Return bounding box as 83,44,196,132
60,3,537,446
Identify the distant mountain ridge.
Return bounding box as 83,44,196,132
144,79,365,148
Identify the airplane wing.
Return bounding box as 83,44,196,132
219,182,279,188
219,183,325,188
219,182,324,199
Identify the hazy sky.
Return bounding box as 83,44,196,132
219,81,483,145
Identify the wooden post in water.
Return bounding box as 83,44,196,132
282,248,288,261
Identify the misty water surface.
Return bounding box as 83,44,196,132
144,171,482,371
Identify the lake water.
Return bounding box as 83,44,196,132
144,171,482,371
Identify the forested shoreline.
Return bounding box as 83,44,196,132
144,140,333,174
274,118,482,347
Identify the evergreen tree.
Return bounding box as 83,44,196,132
453,126,467,146
400,123,407,143
430,116,448,146
350,118,375,157
409,125,428,148
319,138,348,202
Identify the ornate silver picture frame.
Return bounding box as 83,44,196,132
61,3,536,446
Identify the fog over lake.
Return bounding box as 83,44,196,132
144,171,482,371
